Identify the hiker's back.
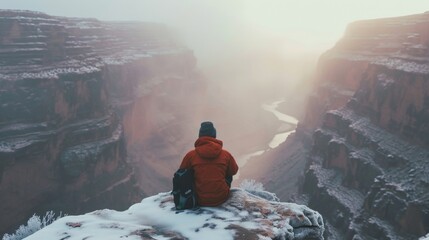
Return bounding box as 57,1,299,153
185,150,232,206
180,135,238,206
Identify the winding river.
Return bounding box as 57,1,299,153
235,99,298,180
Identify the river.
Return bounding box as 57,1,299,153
235,99,299,180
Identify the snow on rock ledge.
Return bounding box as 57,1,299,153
26,189,324,240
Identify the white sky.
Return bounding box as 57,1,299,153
1,0,429,84
1,1,428,52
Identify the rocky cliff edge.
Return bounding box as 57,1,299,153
26,189,324,240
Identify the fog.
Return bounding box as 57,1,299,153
2,1,428,103
2,0,429,188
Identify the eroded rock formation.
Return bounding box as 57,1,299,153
300,12,429,239
0,10,201,234
244,12,429,240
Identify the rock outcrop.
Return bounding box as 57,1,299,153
26,189,325,240
0,10,201,234
246,12,429,240
299,12,429,239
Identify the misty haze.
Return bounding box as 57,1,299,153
0,1,429,240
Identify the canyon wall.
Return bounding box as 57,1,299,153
105,49,206,195
0,10,202,234
244,12,429,240
301,13,429,239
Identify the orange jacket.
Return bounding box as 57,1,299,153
180,136,238,206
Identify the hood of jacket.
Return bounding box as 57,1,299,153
194,136,223,159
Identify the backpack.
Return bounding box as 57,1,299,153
172,168,197,210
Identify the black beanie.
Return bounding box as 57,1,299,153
199,121,216,138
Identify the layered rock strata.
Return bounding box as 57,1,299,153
248,12,429,239
0,10,199,234
300,12,429,239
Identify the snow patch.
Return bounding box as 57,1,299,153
25,189,324,240
420,233,429,240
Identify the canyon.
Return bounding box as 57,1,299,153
0,10,281,235
0,9,206,234
241,12,429,240
2,8,428,240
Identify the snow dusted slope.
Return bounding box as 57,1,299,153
26,189,324,240
297,12,429,239
248,11,429,239
0,9,202,234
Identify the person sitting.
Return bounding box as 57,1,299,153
179,121,239,206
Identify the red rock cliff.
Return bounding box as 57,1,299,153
252,12,429,240
299,12,429,239
0,10,201,234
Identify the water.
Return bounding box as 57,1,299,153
235,99,299,180
262,100,298,149
262,100,299,125
268,130,296,149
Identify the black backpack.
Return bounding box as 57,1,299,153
172,168,197,210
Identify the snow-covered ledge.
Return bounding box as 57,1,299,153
26,189,324,240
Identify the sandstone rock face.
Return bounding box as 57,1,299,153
297,13,429,239
256,13,429,239
26,189,325,240
0,10,200,234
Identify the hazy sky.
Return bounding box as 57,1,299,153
1,0,428,53
1,0,429,89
